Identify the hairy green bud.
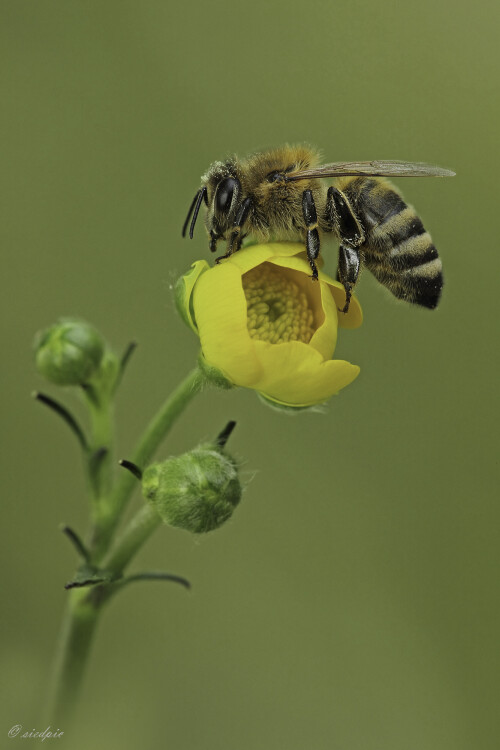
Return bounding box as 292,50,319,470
34,318,105,386
142,447,241,533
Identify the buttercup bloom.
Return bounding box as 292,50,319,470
176,242,362,408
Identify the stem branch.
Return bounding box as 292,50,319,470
91,367,203,561
47,367,206,724
105,504,162,576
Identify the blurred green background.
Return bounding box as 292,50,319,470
1,1,499,748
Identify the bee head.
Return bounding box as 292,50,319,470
201,160,242,240
182,159,243,241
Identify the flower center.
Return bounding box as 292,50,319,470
242,263,316,344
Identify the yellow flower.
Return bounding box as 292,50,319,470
176,242,362,408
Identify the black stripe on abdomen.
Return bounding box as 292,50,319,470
385,214,426,246
388,240,439,271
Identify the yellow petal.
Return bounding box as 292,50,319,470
309,278,339,359
321,271,363,329
193,263,263,385
220,241,308,276
251,339,360,406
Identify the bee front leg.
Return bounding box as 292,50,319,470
209,231,218,253
215,197,253,265
302,190,320,280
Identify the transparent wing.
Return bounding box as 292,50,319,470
285,160,456,181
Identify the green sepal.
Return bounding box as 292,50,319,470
257,392,327,414
84,349,121,404
197,353,234,390
175,261,210,333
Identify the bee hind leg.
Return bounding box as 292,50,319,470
302,190,320,280
337,245,360,314
325,187,365,312
325,186,365,247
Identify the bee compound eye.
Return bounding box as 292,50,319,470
215,177,238,214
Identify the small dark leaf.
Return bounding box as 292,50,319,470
33,392,89,451
64,564,115,590
61,524,91,563
113,341,138,393
111,570,191,596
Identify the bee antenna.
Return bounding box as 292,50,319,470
182,191,200,238
182,187,207,239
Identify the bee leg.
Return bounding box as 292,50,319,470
215,197,253,265
325,186,365,247
302,190,320,280
325,187,365,312
337,245,361,314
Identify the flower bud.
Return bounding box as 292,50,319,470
142,447,241,533
34,318,105,386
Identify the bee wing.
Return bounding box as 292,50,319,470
285,160,456,181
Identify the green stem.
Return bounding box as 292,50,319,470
105,504,162,576
48,366,205,725
130,366,204,468
90,367,204,561
45,588,100,726
87,396,114,503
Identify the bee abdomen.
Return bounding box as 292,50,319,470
346,180,444,310
366,233,443,308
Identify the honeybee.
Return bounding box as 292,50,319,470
182,145,455,312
